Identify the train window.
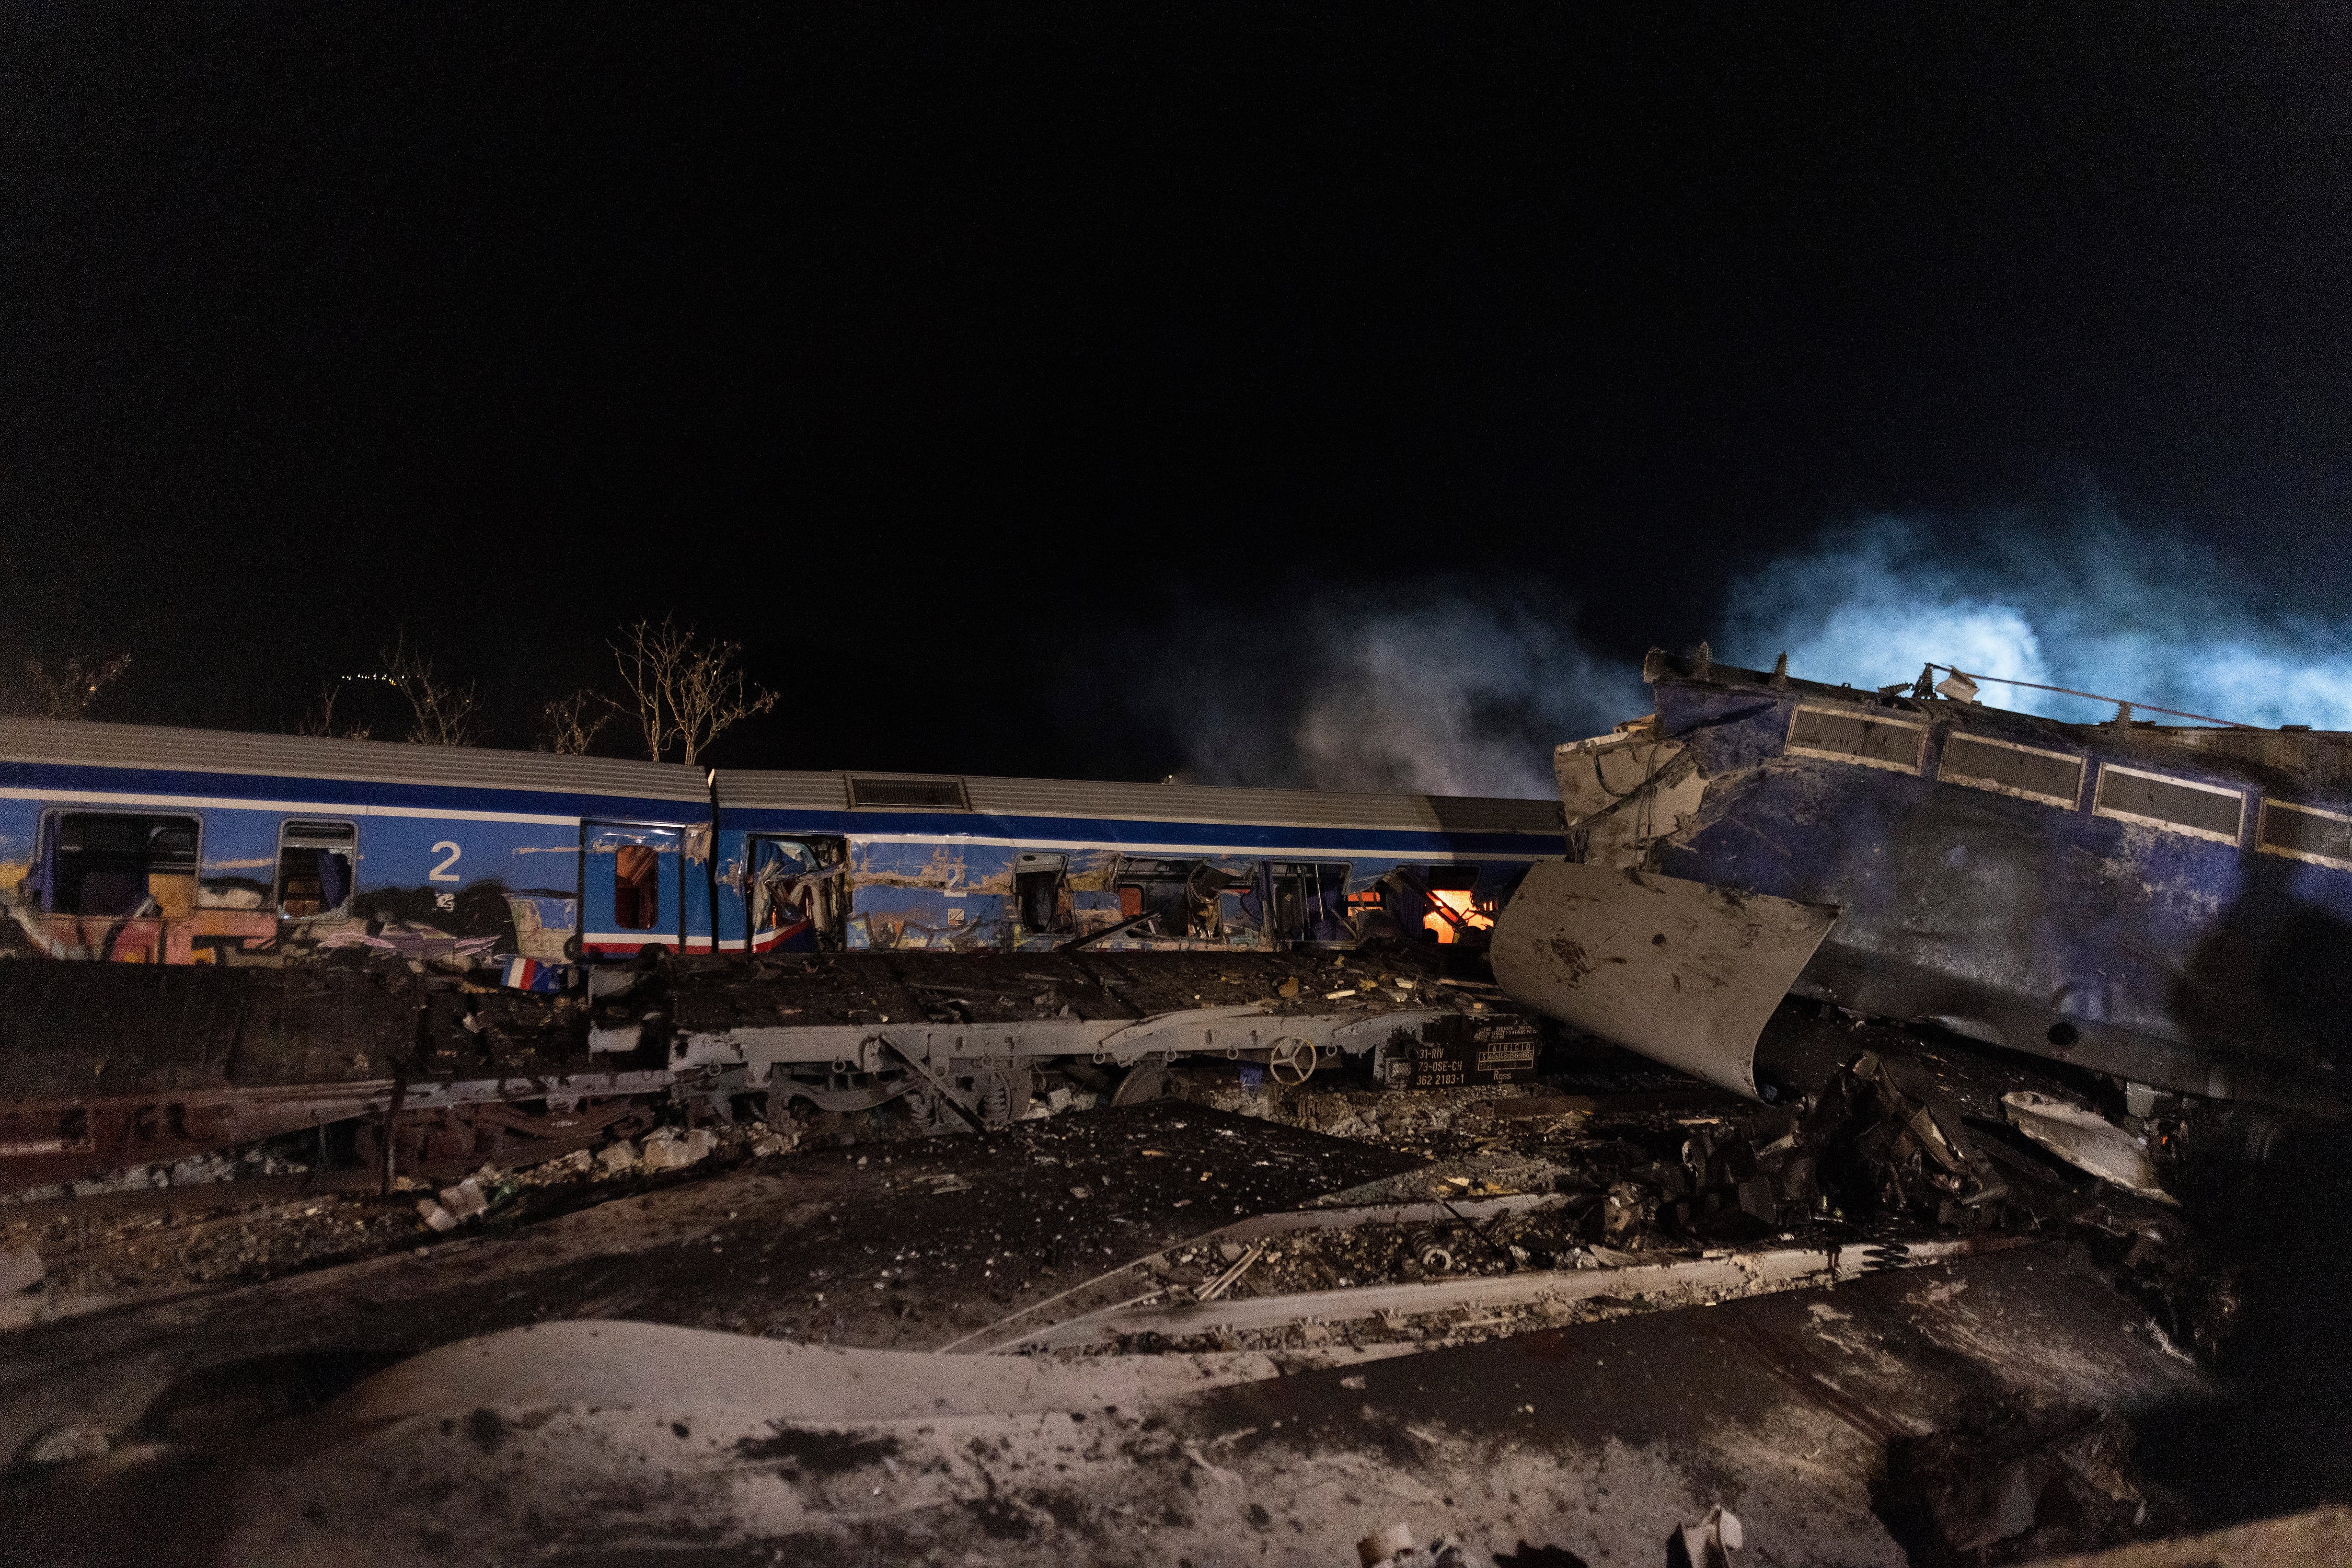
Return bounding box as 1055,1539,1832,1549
1015,852,1073,934
2093,765,2245,844
275,820,356,920
1786,705,1927,773
1936,733,2085,809
1113,857,1236,939
848,777,971,811
38,812,200,918
1265,862,1350,944
2257,801,2352,868
614,844,661,929
747,836,846,949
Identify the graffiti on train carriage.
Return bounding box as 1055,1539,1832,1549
0,719,718,966
1,719,1564,966
1,802,602,964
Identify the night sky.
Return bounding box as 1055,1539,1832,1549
5,5,2350,783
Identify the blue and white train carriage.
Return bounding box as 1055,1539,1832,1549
711,769,1564,954
0,717,1564,966
0,718,712,966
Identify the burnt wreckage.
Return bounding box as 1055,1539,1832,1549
1493,647,2352,1116
0,718,1552,1191
9,649,2345,1197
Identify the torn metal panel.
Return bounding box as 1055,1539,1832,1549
502,894,578,960
2003,1091,2175,1202
1502,648,2352,1111
1555,720,1707,867
1491,861,1837,1097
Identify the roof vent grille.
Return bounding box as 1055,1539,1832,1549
848,777,971,811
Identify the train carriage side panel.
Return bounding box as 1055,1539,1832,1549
0,719,708,964
712,768,1565,954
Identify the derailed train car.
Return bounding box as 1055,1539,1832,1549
0,718,1554,964
709,768,1545,955
1493,648,2352,1113
0,720,717,966
0,717,1561,1189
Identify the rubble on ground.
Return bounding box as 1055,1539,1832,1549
2,1143,320,1208
0,998,2239,1349
0,989,2336,1567
676,944,1485,1032
1886,1394,2190,1566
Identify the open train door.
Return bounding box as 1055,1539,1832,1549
1490,862,1839,1099
581,821,685,958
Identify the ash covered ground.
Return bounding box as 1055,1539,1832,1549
3,1004,2346,1567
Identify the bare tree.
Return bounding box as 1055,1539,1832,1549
609,616,777,766
380,633,484,747
295,676,377,740
25,653,132,720
534,688,613,755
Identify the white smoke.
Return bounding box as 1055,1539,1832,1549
1723,516,2352,728
1160,514,2352,797
1167,593,1643,799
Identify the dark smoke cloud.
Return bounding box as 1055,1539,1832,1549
1157,514,2352,797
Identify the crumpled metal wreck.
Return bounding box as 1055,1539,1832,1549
1493,647,2352,1111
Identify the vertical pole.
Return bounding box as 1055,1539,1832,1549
381,1076,407,1197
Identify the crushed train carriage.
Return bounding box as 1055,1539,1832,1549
0,717,1562,1189
1491,647,2352,1113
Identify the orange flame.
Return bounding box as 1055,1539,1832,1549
1422,888,1494,944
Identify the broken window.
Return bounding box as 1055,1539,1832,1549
36,812,200,918
1014,852,1073,934
1402,864,1494,944
614,844,661,929
1265,862,1351,944
1936,734,2085,809
274,820,355,920
1112,857,1236,939
1115,858,1193,936
848,777,970,811
747,835,848,949
2257,801,2352,867
2093,765,2245,844
1786,706,1928,773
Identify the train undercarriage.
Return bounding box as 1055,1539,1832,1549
0,941,1529,1193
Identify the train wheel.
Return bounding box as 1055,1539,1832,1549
1111,1060,1168,1106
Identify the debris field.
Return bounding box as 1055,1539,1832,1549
2,997,2345,1567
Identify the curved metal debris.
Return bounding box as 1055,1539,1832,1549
1490,861,1839,1098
